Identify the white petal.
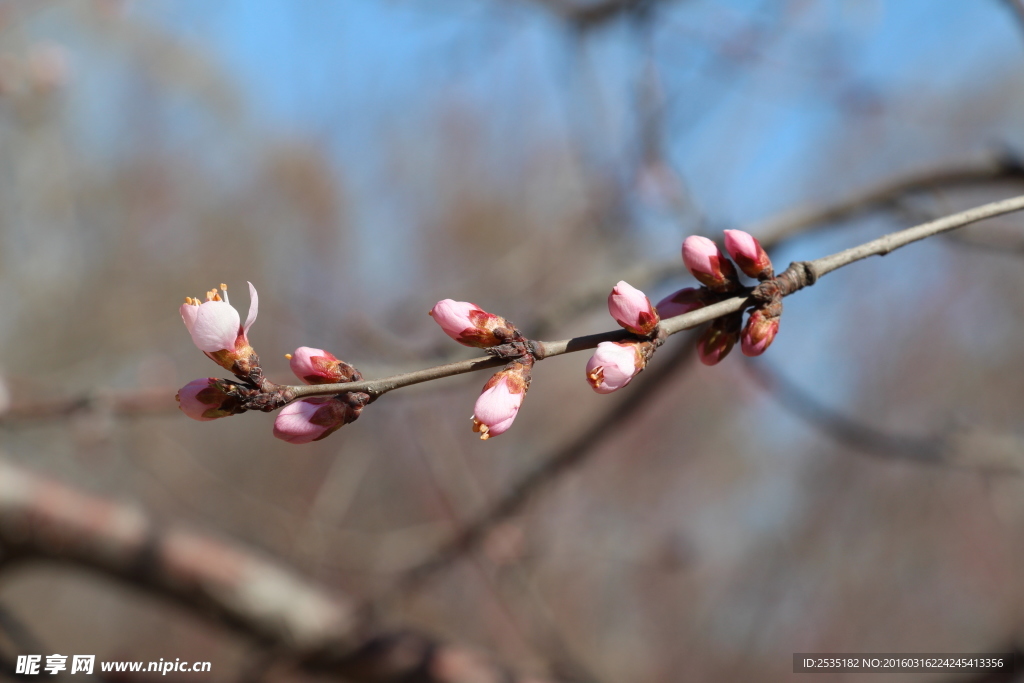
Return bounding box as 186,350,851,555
244,281,259,335
190,301,240,352
180,303,199,334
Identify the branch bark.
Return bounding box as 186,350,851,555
0,460,555,683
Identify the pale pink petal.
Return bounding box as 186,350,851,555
189,301,240,352
608,281,658,334
289,346,329,382
273,399,332,444
473,377,523,427
243,281,258,336
485,414,518,437
180,303,199,334
586,342,640,394
430,299,477,338
176,378,220,421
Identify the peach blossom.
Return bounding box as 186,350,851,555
724,229,773,280
429,299,514,348
607,281,659,336
585,341,643,394
273,398,352,444
682,236,738,292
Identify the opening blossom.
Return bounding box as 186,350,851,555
180,282,259,373
724,229,773,280
607,281,659,336
682,236,738,292
586,341,645,394
429,299,516,348
471,361,531,440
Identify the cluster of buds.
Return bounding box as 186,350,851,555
430,299,533,440
273,348,370,444
656,230,780,365
176,283,370,444
176,237,782,444
584,281,662,394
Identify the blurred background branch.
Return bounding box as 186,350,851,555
0,459,557,683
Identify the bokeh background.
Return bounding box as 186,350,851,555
3,0,1024,681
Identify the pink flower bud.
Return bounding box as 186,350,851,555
288,347,360,385
176,378,244,421
471,360,532,440
655,287,711,319
607,281,659,336
585,341,645,394
741,308,780,357
696,315,741,366
429,299,516,348
682,236,739,292
180,282,259,373
273,397,354,444
724,230,773,280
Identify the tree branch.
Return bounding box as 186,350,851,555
6,158,1022,424
0,460,556,683
282,194,1024,401
526,0,652,29
530,154,1024,337
1001,0,1024,47
0,388,176,425
743,361,1024,476
748,152,1024,244
384,192,1024,598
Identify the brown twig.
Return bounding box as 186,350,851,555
5,158,1021,425
528,0,651,29
281,194,1024,401
748,151,1024,244
744,360,944,464
1001,0,1024,46
0,460,556,683
532,154,1024,336
0,388,177,425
